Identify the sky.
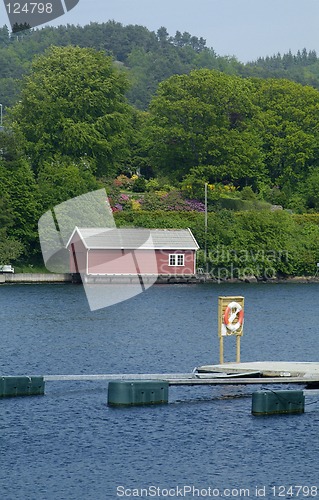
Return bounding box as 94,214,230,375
1,0,319,62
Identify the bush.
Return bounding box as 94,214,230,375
145,178,161,192
218,197,271,211
132,177,147,192
240,186,257,200
114,209,319,277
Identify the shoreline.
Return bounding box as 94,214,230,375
1,273,319,285
0,273,73,284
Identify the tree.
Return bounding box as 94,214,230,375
0,130,40,256
147,69,265,185
157,27,170,45
301,167,319,210
0,160,40,252
12,23,32,34
10,45,133,176
0,194,24,264
251,78,319,189
126,45,192,110
0,25,10,46
37,156,100,212
121,109,154,177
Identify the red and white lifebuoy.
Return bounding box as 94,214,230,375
223,301,244,333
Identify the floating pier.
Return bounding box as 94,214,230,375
43,361,319,387
2,363,319,410
41,362,319,408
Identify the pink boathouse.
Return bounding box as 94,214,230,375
67,227,199,281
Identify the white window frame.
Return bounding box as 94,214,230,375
169,254,185,266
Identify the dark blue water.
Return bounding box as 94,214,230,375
0,283,319,499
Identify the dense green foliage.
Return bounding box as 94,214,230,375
2,22,319,111
147,70,265,183
0,22,237,111
10,46,132,176
115,210,319,278
1,23,319,276
144,70,319,214
0,132,39,262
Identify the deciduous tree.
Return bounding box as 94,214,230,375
147,69,265,185
10,45,133,176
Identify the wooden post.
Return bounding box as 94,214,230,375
219,336,224,364
236,336,241,363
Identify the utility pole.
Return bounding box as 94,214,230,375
205,182,208,275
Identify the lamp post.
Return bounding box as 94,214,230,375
0,104,2,127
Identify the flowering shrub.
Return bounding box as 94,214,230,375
120,193,130,202
146,178,161,192
114,174,135,189
108,180,206,213
184,199,206,212
131,199,141,211
181,173,238,201
140,191,205,212
112,203,123,212
221,183,237,193
142,193,164,211
160,191,189,211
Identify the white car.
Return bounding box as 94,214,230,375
0,265,14,273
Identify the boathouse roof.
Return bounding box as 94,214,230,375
67,227,200,251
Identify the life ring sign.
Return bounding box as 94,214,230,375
221,300,244,337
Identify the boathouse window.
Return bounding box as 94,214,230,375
169,254,184,266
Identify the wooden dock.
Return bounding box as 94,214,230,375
197,361,319,378
43,361,319,387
